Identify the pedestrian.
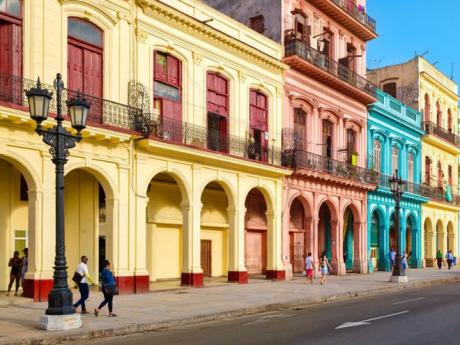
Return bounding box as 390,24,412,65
389,248,396,269
436,249,443,270
401,252,408,274
305,252,314,284
446,250,454,270
94,260,118,317
72,256,94,314
20,248,28,295
7,251,22,296
319,251,332,286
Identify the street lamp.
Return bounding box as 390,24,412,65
389,169,408,283
25,73,90,330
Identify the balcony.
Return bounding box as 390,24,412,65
423,121,460,148
284,37,376,104
307,0,377,41
0,72,143,133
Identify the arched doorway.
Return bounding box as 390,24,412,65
436,219,445,255
447,221,455,253
424,218,434,267
0,157,30,290
370,209,385,271
318,203,332,261
146,173,184,285
200,182,229,280
389,213,396,252
245,189,268,276
406,216,412,256
343,208,354,271
289,198,306,274
64,169,113,286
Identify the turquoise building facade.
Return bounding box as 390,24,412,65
367,89,427,272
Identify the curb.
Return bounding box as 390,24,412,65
2,276,459,345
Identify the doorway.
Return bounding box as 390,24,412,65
201,239,212,277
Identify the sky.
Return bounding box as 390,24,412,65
366,0,460,81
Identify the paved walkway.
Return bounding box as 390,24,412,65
0,267,459,345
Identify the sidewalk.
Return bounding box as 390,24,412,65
0,267,459,345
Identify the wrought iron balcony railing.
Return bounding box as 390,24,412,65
144,115,282,165
330,0,376,32
0,72,143,132
422,121,460,147
284,37,376,98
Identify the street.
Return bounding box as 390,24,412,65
70,282,460,345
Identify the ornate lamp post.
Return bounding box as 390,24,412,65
389,169,408,283
25,73,90,330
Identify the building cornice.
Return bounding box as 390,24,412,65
136,0,287,74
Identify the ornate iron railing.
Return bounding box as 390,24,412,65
145,115,282,165
284,37,376,97
330,0,376,32
0,72,142,132
422,121,460,147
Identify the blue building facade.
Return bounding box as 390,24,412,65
367,89,427,272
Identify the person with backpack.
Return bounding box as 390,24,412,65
7,251,22,296
72,256,94,314
319,251,332,285
436,249,443,270
446,250,454,270
94,260,118,317
305,252,314,284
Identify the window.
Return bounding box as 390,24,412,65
346,129,357,163
448,109,453,133
425,156,431,185
383,82,397,98
249,15,265,34
68,18,102,47
322,120,333,158
19,174,27,201
373,140,381,173
392,147,399,174
437,161,443,189
207,72,229,152
448,165,453,186
407,153,414,183
436,101,442,127
14,229,27,252
424,93,430,122
319,27,333,57
293,108,306,150
153,51,182,141
249,90,268,162
0,0,21,17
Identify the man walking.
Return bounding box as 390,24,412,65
73,256,94,314
446,250,454,270
389,248,396,269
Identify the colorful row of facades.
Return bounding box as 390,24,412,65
0,0,459,301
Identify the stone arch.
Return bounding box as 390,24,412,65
242,183,275,213
65,162,116,199
423,217,434,266
435,219,445,255
317,198,338,267
341,202,362,272
447,220,455,253
316,197,339,222
198,176,237,212
142,167,191,204
369,205,387,271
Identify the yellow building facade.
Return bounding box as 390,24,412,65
0,0,288,301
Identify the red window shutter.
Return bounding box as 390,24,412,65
207,72,228,117
167,55,180,87
250,90,268,132
11,23,21,78
154,52,167,83
67,43,84,93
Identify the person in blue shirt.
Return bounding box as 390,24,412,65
446,250,454,270
389,249,396,268
94,260,117,317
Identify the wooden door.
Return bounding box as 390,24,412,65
245,230,267,275
290,232,305,273
201,240,212,277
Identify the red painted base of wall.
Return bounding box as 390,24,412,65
116,276,135,295
22,279,54,302
181,272,204,287
134,275,150,293
266,270,286,281
227,271,248,284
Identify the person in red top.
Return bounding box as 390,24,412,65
7,251,22,296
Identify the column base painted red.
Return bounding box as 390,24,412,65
116,276,135,294
227,271,248,284
22,279,54,302
266,270,285,281
181,272,204,287
134,275,150,293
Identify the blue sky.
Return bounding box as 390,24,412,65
366,0,460,81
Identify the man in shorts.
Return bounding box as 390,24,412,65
305,252,314,284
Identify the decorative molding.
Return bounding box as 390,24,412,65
192,51,203,65
135,28,148,43
238,71,247,83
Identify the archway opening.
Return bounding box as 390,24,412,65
436,220,445,256
370,210,384,271
318,203,332,261
447,221,455,254
200,181,229,281
64,169,113,286
343,207,354,271
244,189,268,276
389,213,396,253
289,198,306,274
406,216,412,256
0,158,30,291
146,173,184,286
424,218,433,267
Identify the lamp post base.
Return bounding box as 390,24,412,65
389,275,408,283
38,314,82,331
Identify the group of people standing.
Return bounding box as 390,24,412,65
72,256,118,317
435,250,455,270
6,248,28,296
304,251,333,285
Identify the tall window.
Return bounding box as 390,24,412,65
448,108,453,133
346,129,357,163
292,9,310,42
425,156,431,185
249,15,265,34
319,27,333,58
383,82,397,98
0,0,22,104
67,18,103,118
373,140,381,173
207,72,228,152
448,165,453,186
424,93,430,123
322,120,333,158
436,101,442,127
249,90,268,162
437,161,443,189
293,108,306,150
392,147,399,174
407,153,414,183
153,51,182,141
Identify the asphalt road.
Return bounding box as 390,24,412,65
71,282,460,345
